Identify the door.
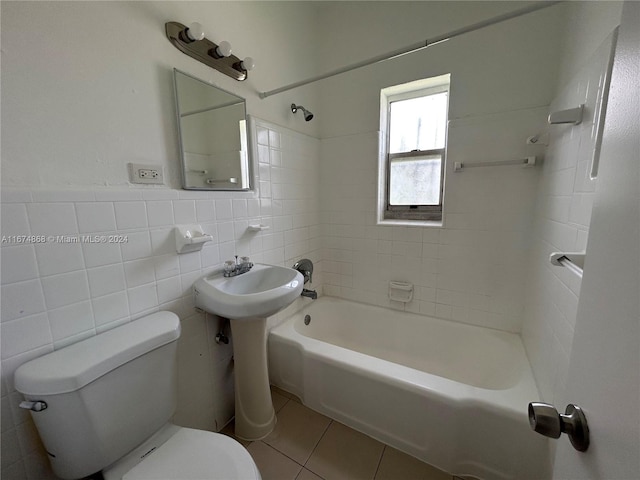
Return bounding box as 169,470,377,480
552,1,639,478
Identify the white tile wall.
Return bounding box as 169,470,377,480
319,107,547,333
0,118,321,479
521,31,617,404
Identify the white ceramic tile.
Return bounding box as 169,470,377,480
41,271,89,310
146,201,175,227
75,202,116,233
216,222,234,243
201,245,220,268
81,241,122,268
0,314,52,360
1,245,39,285
27,203,78,235
120,231,152,261
157,276,182,304
180,271,201,297
114,202,148,230
34,241,84,277
127,284,158,314
124,258,156,288
92,291,130,327
215,199,233,220
47,301,94,342
173,200,197,224
150,228,174,256
95,190,142,202
179,252,201,273
232,199,248,218
195,200,215,223
87,264,126,297
256,126,269,146
1,204,31,237
154,254,180,280
1,279,46,323
141,189,179,201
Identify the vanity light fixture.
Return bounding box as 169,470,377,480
165,21,255,81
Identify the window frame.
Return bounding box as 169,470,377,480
379,76,450,224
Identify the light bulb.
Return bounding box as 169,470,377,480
241,57,255,71
215,41,232,58
185,22,205,42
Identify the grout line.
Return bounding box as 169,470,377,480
303,419,333,467
372,445,387,480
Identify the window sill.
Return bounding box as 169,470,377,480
376,218,443,228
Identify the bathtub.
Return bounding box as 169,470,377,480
268,297,551,480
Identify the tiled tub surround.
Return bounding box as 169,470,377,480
269,297,550,480
0,119,322,480
521,29,619,404
320,107,547,334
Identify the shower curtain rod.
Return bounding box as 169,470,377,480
259,1,562,99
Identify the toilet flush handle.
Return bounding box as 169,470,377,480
19,400,48,412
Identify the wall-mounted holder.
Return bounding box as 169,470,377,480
389,281,413,303
165,22,254,81
550,252,585,278
175,224,213,254
248,224,270,232
454,156,535,173
548,104,584,125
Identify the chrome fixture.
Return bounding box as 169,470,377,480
293,259,317,299
165,22,254,81
291,104,314,121
293,258,314,283
528,402,590,452
215,330,229,344
19,400,47,412
301,288,318,300
223,256,254,277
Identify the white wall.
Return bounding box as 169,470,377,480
521,1,623,404
316,2,564,332
1,1,322,188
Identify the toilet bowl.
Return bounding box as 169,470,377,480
14,311,260,480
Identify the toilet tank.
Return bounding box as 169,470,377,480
14,312,181,480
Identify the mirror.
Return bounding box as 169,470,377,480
173,69,251,190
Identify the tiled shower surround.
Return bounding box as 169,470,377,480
0,119,321,479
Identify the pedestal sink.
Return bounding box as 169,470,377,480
194,264,303,440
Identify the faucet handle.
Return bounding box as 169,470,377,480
224,260,236,274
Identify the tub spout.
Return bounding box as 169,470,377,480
301,288,318,300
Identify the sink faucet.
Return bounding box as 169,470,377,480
223,256,253,278
293,259,317,300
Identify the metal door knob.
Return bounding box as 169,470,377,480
528,402,590,452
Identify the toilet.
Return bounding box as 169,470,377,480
14,311,261,480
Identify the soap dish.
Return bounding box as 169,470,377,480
175,225,213,254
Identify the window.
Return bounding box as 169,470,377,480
379,75,450,223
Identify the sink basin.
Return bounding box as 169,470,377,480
194,264,304,319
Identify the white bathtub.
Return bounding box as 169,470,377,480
268,297,551,480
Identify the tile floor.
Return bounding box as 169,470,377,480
221,387,462,480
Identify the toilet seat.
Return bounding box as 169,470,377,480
119,427,261,480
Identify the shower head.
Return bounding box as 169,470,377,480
291,103,313,121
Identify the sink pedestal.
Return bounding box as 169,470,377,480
229,317,276,440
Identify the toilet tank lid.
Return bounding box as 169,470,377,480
14,311,181,396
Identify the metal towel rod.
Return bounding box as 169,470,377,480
454,156,536,172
